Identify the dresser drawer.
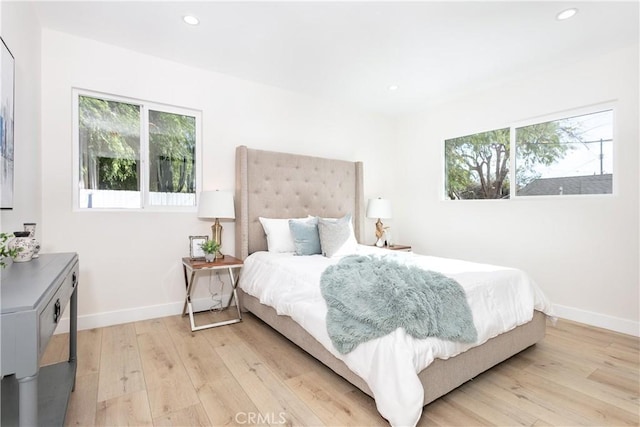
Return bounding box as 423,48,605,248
38,263,78,358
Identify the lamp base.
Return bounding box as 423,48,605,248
212,219,224,259
375,218,385,242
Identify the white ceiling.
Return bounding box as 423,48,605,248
32,1,639,115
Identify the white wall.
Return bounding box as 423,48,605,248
0,2,41,234
40,29,396,330
7,12,637,337
395,44,639,335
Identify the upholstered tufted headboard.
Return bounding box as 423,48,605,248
235,145,364,259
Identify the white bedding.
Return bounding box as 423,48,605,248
239,245,554,426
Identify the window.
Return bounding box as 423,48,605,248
444,106,614,200
515,110,613,196
445,128,511,200
74,91,201,209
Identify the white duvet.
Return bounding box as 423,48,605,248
239,246,554,426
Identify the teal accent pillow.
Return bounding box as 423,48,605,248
288,217,321,255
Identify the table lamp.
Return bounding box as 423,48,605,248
366,198,392,247
197,190,235,259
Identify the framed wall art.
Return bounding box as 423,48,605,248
1,37,15,210
189,235,208,260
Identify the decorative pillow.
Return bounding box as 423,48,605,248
259,216,309,253
289,217,321,256
318,214,358,257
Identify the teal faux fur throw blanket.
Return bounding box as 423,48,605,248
320,255,478,354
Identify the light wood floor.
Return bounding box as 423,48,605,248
42,311,639,426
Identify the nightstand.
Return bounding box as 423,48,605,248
386,244,412,252
369,244,412,252
181,255,243,331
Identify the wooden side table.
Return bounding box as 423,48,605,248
181,255,243,331
386,244,412,252
370,244,412,252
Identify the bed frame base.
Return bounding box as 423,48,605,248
239,289,546,406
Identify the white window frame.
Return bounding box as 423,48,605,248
72,89,203,212
442,102,616,201
510,102,616,199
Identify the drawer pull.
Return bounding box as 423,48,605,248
53,299,61,323
72,272,77,287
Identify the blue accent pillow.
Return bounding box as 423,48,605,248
288,217,321,256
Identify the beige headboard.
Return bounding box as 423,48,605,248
235,145,364,259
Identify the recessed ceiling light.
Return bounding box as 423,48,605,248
183,15,200,25
556,8,578,21
388,85,399,91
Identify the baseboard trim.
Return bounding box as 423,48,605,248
54,295,234,334
54,299,639,338
552,303,639,337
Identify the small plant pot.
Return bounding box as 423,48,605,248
205,253,215,262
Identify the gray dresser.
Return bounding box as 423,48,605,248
1,253,79,426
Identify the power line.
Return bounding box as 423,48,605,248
521,138,613,145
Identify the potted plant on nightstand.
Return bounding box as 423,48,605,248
200,240,220,262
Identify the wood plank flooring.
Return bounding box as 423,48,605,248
41,312,639,426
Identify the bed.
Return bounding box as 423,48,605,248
234,145,551,426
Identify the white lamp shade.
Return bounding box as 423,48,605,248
197,190,235,219
366,198,392,219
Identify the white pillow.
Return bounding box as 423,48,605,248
259,216,311,253
318,214,358,257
